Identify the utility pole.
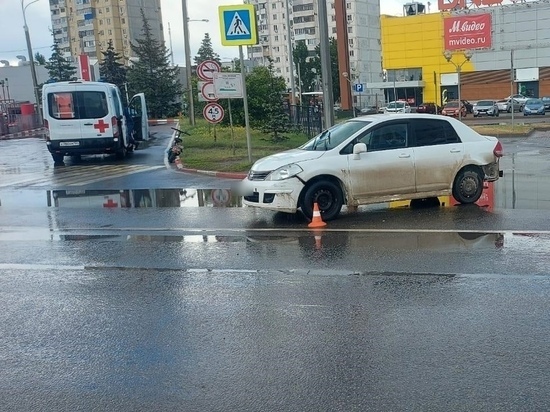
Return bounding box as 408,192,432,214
284,0,296,106
21,0,41,120
181,0,195,125
168,22,174,66
317,0,334,128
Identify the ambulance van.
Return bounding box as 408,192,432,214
42,80,148,163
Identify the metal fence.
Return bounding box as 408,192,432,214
0,100,42,135
285,104,323,138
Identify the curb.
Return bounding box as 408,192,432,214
175,159,247,180
148,118,178,126
0,128,46,140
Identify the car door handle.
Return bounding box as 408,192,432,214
83,123,93,126
450,148,461,153
398,153,411,158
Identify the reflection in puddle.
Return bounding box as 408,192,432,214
47,189,242,208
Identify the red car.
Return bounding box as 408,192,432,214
441,101,467,118
416,102,441,114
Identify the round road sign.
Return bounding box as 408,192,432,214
197,60,221,81
200,81,218,101
211,189,231,206
203,102,224,124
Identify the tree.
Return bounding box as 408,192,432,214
99,39,127,94
260,64,290,142
126,9,183,118
311,37,340,103
194,33,221,66
34,52,46,65
44,41,77,82
292,40,316,95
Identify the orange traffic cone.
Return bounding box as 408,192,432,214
308,202,327,228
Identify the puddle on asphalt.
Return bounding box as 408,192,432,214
0,183,549,211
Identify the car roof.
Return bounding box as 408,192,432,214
355,113,456,122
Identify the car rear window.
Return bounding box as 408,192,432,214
477,101,493,105
411,119,461,147
48,91,108,120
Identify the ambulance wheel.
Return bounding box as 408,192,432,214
115,144,127,160
51,153,64,164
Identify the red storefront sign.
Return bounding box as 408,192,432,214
444,13,492,51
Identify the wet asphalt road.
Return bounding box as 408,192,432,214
2,125,550,411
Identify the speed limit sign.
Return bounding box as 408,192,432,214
203,102,224,124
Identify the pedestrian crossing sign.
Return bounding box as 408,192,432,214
219,4,258,46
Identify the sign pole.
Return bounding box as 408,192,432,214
228,98,236,154
239,45,252,163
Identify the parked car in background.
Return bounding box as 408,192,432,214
496,98,523,113
416,102,441,114
523,98,546,116
461,100,474,114
441,101,467,118
473,100,499,117
239,114,503,221
541,96,550,110
506,94,529,105
384,101,411,114
360,106,378,115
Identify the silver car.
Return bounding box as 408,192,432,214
473,100,499,117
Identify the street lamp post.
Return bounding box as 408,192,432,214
21,0,41,119
443,49,473,121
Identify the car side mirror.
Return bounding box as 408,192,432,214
353,143,367,159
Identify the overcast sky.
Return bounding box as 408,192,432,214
0,0,410,66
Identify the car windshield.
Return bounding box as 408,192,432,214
300,120,370,151
387,102,405,109
477,101,494,106
526,99,542,105
445,102,459,108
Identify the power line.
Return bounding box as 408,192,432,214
0,45,51,54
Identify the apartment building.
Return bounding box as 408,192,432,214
245,0,382,105
48,0,164,63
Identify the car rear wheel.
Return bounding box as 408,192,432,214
301,180,343,221
452,167,483,204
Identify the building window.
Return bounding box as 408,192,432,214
332,27,337,34
347,2,351,8
348,26,352,33
121,18,125,24
106,7,109,12
272,2,276,8
275,35,278,41
349,50,354,57
347,15,352,22
273,13,277,20
273,24,278,31
108,29,112,35
107,18,111,24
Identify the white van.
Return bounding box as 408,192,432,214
42,80,149,163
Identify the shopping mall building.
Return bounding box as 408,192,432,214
367,0,550,107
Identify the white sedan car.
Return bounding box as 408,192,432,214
239,114,503,221
384,101,411,113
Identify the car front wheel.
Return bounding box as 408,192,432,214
452,167,483,204
301,180,343,221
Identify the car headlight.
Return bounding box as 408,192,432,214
266,164,303,181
